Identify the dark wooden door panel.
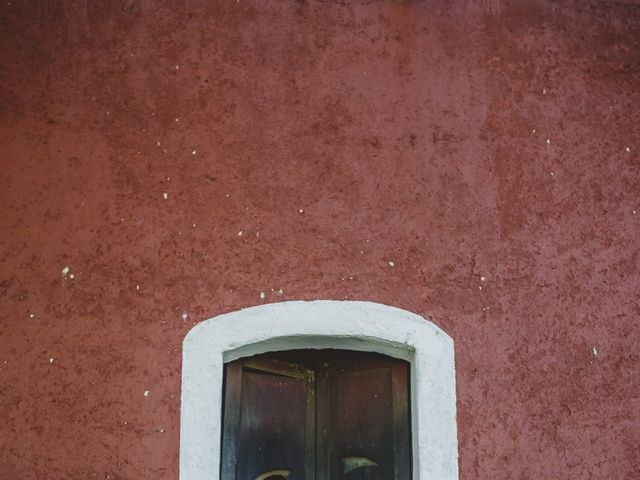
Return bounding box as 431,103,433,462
237,370,306,480
330,366,393,480
221,358,315,480
319,358,411,480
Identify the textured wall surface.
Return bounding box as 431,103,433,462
1,0,639,478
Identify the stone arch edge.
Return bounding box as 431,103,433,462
180,300,458,480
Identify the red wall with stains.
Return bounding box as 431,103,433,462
1,0,639,478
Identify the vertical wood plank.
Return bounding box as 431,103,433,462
221,361,243,480
391,362,411,480
316,362,330,480
304,368,316,480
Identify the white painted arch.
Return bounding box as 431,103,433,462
180,300,458,480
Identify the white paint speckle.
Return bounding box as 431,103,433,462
163,192,169,200
181,312,189,321
388,261,395,267
49,358,54,364
69,273,75,279
29,313,35,318
175,65,179,70
191,150,197,155
625,146,631,153
62,266,70,276
532,129,537,133
542,88,547,95
237,230,243,236
633,210,637,215
593,347,598,356
550,172,554,176
546,138,551,145
136,284,140,291
480,276,486,282
192,223,196,228
298,208,304,214
259,292,266,300
157,141,161,146
144,390,150,397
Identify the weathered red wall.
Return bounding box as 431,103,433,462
1,0,639,478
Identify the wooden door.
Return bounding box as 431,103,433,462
317,357,411,480
221,357,316,480
221,351,411,480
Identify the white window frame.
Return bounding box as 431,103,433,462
180,300,458,480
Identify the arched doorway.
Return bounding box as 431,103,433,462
180,300,457,480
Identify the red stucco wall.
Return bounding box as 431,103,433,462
1,0,639,478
